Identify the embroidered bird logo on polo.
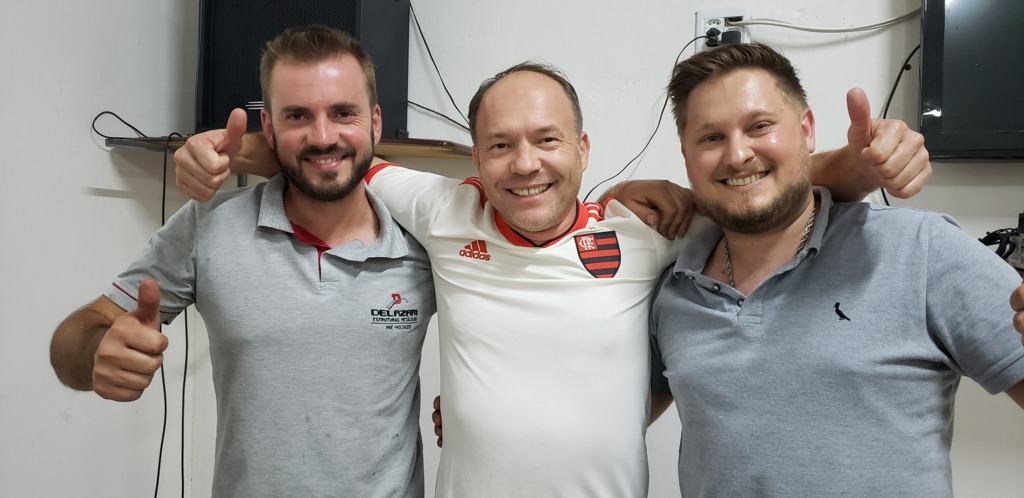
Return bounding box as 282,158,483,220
370,292,421,331
575,231,621,278
834,302,851,321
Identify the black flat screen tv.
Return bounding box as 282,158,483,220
919,0,1024,160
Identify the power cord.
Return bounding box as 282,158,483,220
92,111,148,139
409,3,469,126
408,100,470,132
583,35,706,202
95,109,188,497
729,9,920,33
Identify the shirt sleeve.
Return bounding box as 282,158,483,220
104,201,198,325
924,213,1024,394
365,163,464,243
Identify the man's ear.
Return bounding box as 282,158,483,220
261,110,275,151
578,131,590,173
801,108,816,153
371,104,382,145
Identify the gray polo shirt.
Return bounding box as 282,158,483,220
650,187,1024,497
106,174,435,497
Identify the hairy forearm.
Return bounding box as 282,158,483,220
597,182,625,204
231,132,281,178
50,307,112,391
810,146,876,202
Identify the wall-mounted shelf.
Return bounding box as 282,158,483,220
106,136,472,159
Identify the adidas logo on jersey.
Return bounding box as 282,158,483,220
459,240,492,261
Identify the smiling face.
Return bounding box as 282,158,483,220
679,68,816,234
261,55,381,203
471,70,590,244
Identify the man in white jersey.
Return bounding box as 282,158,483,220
175,61,932,496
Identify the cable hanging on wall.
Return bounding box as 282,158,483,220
877,44,921,206
583,35,706,202
409,3,469,129
728,9,920,33
92,110,190,498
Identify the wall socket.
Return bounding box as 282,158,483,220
694,7,751,52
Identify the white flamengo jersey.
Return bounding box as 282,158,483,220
366,164,693,497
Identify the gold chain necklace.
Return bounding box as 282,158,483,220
723,206,817,289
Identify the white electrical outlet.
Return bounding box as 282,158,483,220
694,7,751,52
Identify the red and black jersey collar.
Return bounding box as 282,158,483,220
493,200,594,248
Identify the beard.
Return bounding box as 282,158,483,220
273,134,374,202
695,157,813,235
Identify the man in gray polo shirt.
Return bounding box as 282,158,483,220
649,42,1024,496
49,26,435,496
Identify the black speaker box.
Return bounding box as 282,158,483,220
195,0,410,137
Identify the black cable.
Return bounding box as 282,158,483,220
154,132,185,498
152,134,174,498
181,310,188,498
408,100,471,131
154,365,168,498
878,44,921,207
584,36,705,202
163,131,190,498
409,3,469,125
92,111,148,139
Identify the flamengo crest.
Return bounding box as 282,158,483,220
574,231,620,278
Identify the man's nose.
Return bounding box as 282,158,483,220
510,144,542,175
723,134,754,168
308,116,334,147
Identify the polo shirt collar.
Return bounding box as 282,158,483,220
256,174,411,261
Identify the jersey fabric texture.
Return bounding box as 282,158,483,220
650,187,1024,497
366,163,695,497
105,174,436,497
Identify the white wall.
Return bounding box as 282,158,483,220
3,1,1021,497
0,0,205,496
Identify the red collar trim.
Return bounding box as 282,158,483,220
493,200,594,248
364,162,400,183
291,223,330,251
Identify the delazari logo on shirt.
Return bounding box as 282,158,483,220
370,292,420,330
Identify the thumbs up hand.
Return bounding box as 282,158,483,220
845,88,931,199
92,279,169,402
174,107,249,202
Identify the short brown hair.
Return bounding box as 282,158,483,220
668,43,807,133
259,24,377,113
467,62,583,143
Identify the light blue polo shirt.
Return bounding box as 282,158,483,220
650,187,1024,497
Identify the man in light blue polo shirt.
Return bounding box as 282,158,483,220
650,42,1024,497
49,26,435,497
